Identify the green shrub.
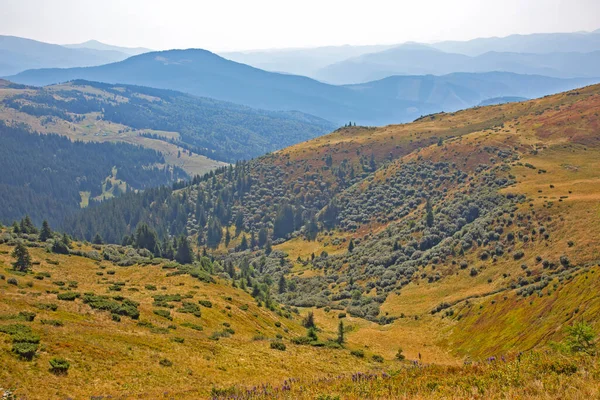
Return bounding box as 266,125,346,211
181,322,203,331
57,292,79,301
159,358,173,367
198,300,213,308
153,309,172,320
372,354,384,363
49,357,70,374
12,342,38,360
41,319,64,327
350,349,365,358
35,303,58,311
270,341,287,351
17,311,36,322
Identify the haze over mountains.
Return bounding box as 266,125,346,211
6,49,597,126
0,36,152,77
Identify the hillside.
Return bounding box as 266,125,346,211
0,79,334,164
0,35,132,76
2,84,600,398
0,229,383,399
66,83,600,351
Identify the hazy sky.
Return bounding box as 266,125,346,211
1,0,599,51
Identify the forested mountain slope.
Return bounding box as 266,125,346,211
64,83,600,361
0,79,334,164
0,122,186,226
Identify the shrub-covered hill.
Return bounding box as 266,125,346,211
0,122,187,227
0,79,335,164
62,84,600,360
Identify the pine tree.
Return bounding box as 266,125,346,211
348,238,355,253
337,320,345,344
239,234,248,251
12,241,32,272
225,229,231,247
20,215,38,234
265,240,273,256
302,311,316,329
425,198,434,227
92,233,104,245
175,236,194,265
39,220,52,242
278,274,287,294
273,203,295,239
258,227,268,247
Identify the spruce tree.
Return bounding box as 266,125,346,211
92,233,104,245
348,238,355,253
425,198,434,227
337,320,345,344
175,236,194,265
39,220,52,242
12,241,32,272
278,274,287,294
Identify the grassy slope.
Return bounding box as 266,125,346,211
0,240,389,399
268,84,600,362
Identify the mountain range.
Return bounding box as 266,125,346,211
314,43,600,84
0,36,149,76
6,49,598,126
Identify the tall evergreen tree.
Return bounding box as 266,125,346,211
175,236,194,265
273,203,295,239
425,198,434,227
348,238,355,253
337,320,345,344
12,241,32,272
278,274,287,294
39,220,52,242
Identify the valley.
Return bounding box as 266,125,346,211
1,83,599,398
2,11,600,398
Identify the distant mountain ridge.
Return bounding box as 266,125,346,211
64,40,151,56
0,35,133,76
7,49,598,126
314,45,600,84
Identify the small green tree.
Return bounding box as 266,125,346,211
92,233,104,245
12,241,32,272
348,238,355,253
337,320,345,344
395,348,406,360
175,236,194,265
425,198,434,227
566,321,596,355
39,220,52,242
302,311,316,329
278,274,287,294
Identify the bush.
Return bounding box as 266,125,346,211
159,358,173,367
41,319,64,327
12,342,38,360
198,300,213,308
49,357,70,374
7,277,18,286
372,354,384,363
57,292,79,301
270,341,287,351
17,311,36,322
153,309,172,320
350,349,365,358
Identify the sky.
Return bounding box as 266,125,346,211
1,0,599,51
